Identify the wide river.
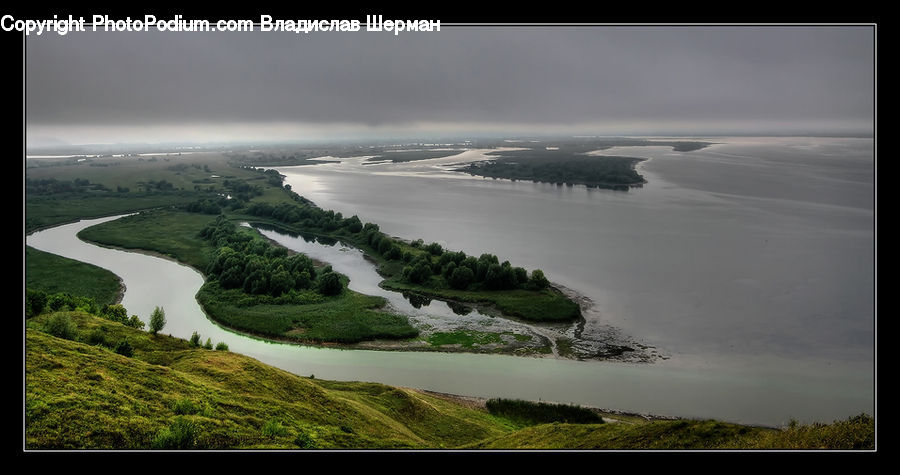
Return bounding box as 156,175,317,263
25,136,875,427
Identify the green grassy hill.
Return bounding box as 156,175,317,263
24,311,874,450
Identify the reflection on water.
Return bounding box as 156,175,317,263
402,292,432,309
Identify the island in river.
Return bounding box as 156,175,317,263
25,138,713,360
27,150,628,360
454,139,711,190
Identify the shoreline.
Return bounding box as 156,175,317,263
412,388,692,425
74,216,659,363
70,219,591,361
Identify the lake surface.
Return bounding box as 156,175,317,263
25,136,875,427
275,138,875,368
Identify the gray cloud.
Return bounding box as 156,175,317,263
25,25,874,143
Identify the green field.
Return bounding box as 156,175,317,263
196,281,418,344
24,310,874,450
25,246,122,306
77,209,217,271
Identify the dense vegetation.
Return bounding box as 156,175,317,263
485,398,605,426
195,216,419,344
453,138,710,190
225,175,580,322
26,153,575,357
458,154,645,190
26,287,146,330
24,309,874,450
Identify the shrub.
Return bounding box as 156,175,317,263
262,419,288,438
203,338,213,350
126,315,145,330
189,331,201,347
529,269,550,290
407,261,432,284
114,339,134,357
448,266,475,290
318,272,342,296
47,294,72,312
215,342,229,351
100,304,128,323
151,417,197,449
87,327,107,346
26,289,47,319
294,431,316,449
424,242,443,256
172,399,199,415
45,313,77,340
485,398,603,425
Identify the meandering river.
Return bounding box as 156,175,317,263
25,136,875,427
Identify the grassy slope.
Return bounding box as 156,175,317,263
469,417,875,450
25,312,507,449
24,312,874,450
25,246,123,306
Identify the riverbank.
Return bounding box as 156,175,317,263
24,311,874,449
56,210,658,362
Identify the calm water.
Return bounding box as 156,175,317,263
275,138,875,367
25,136,875,427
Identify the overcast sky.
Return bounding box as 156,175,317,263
25,25,874,146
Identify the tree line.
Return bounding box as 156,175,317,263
185,167,553,294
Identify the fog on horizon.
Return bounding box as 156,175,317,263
24,25,875,148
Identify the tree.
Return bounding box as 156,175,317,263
149,306,167,335
449,266,475,290
127,315,146,330
529,269,550,289
318,272,342,296
115,339,134,357
408,261,432,284
100,304,128,323
45,313,77,340
190,331,201,347
203,338,213,350
25,289,47,319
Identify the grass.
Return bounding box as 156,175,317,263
427,330,504,348
25,193,200,232
76,209,420,345
77,209,217,271
24,153,267,233
24,311,875,450
196,281,418,344
25,246,122,306
24,312,507,449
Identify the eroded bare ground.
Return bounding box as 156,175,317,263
348,283,665,363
